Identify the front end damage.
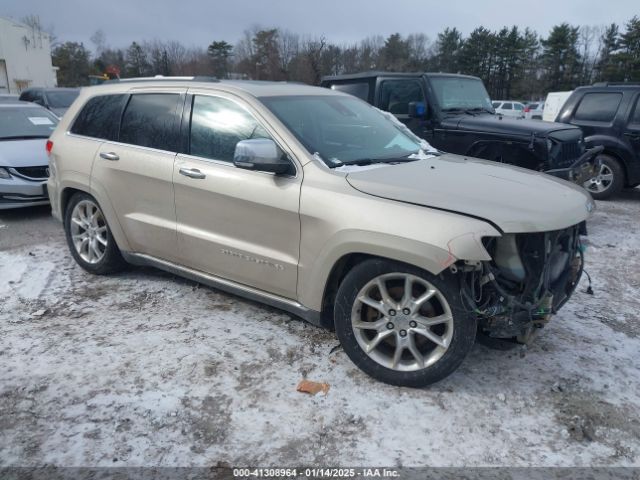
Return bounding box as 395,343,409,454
456,224,584,344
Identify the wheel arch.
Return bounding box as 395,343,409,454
319,252,374,329
61,185,132,252
599,149,630,186
585,135,634,186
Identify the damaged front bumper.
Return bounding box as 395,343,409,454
544,146,604,186
460,224,584,343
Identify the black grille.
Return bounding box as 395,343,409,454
552,141,583,168
13,166,49,179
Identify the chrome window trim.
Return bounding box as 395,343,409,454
65,132,179,156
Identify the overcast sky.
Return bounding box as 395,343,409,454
4,0,639,50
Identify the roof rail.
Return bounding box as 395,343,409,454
104,75,219,84
592,81,640,87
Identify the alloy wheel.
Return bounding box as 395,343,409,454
351,273,454,372
584,163,614,194
70,200,108,264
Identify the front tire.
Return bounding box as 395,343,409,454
64,192,126,274
583,154,624,200
334,259,476,387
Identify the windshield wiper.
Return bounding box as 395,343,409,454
467,107,495,114
340,155,418,166
442,107,493,116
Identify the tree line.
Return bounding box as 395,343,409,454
52,16,640,100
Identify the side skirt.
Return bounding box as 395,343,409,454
121,252,324,328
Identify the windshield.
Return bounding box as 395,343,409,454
46,90,79,108
430,77,494,112
260,95,423,166
0,107,59,139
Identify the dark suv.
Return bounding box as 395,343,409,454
19,87,80,119
555,83,640,199
321,72,601,187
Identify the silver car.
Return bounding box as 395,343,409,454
0,102,58,209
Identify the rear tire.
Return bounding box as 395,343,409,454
583,154,624,200
64,192,126,274
334,259,476,387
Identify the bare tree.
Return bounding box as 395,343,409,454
278,30,300,77
166,41,188,74
578,25,602,84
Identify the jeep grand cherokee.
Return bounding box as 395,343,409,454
47,77,593,387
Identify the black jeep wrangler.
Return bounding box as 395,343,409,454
321,72,601,187
555,82,640,199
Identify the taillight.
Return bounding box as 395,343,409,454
524,107,530,113
46,140,53,154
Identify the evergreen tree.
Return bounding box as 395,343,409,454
596,24,622,81
540,23,582,91
52,42,91,87
434,28,463,73
617,16,640,81
252,29,283,80
207,41,233,78
379,33,410,71
458,27,495,84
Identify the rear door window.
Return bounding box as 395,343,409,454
379,80,425,115
574,92,622,123
71,94,128,141
120,93,182,151
502,103,513,110
330,82,370,101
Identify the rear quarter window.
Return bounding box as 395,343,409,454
119,93,182,151
71,94,128,141
574,92,622,123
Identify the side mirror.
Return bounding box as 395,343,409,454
408,101,427,118
233,139,292,175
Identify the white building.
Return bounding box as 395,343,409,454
0,16,58,94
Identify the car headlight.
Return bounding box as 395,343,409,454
0,167,11,180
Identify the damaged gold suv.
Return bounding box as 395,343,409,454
47,78,594,387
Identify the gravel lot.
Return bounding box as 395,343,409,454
1,190,639,467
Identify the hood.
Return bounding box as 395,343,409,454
345,154,593,233
445,113,580,138
0,138,49,168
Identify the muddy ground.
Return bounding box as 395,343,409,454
1,189,639,467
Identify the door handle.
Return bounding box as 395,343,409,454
99,152,120,161
179,167,206,179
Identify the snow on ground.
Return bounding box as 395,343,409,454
1,190,639,467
